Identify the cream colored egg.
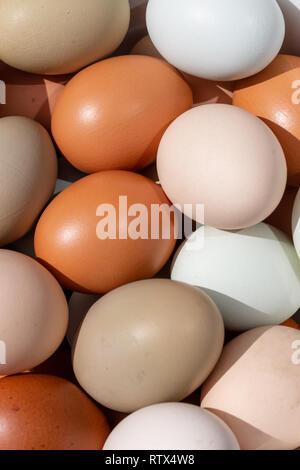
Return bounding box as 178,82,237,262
0,250,68,376
171,224,300,331
0,0,130,75
0,116,57,246
201,326,300,450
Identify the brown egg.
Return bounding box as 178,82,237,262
233,54,300,186
0,61,69,130
73,279,224,412
265,186,298,238
51,55,193,173
34,171,177,294
130,35,235,105
0,374,110,450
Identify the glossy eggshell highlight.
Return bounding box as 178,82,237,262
278,0,300,56
0,374,110,450
72,279,224,413
0,0,130,75
171,224,300,331
0,250,68,376
233,55,300,186
0,61,69,130
34,171,177,294
51,55,193,173
130,35,235,105
0,116,57,246
146,0,285,81
157,105,287,229
201,326,300,450
103,403,240,450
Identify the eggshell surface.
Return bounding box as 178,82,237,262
0,0,130,75
52,55,193,173
292,188,300,258
157,105,287,229
34,171,177,294
73,279,224,412
0,250,68,376
0,116,57,246
0,374,110,450
171,224,300,331
201,326,300,450
0,61,69,130
233,55,300,186
146,0,285,81
103,403,239,450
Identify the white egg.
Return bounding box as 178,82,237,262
103,403,240,450
146,0,285,81
278,0,300,56
292,188,300,260
171,224,300,331
67,292,99,346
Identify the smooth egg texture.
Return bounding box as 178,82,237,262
73,279,224,412
201,326,300,450
52,55,192,173
0,374,110,450
34,171,177,294
103,403,240,450
0,250,68,376
146,0,285,80
157,104,287,230
171,224,300,331
233,54,300,186
0,116,57,246
0,0,130,75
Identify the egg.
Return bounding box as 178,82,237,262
130,35,235,105
265,186,297,238
0,116,57,246
103,403,239,450
278,0,300,56
157,104,287,229
51,55,192,173
0,61,69,131
0,374,110,450
67,292,100,346
34,171,177,294
201,326,300,450
171,224,300,331
0,250,68,376
0,0,130,75
233,55,300,186
146,0,285,81
72,279,224,412
292,188,300,258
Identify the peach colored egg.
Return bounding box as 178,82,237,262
130,35,235,105
233,54,300,186
265,186,298,238
34,171,177,294
0,374,110,450
0,61,70,130
201,326,300,450
51,55,193,173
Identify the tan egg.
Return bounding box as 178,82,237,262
201,326,300,450
0,250,68,377
0,61,70,130
0,116,57,246
73,279,224,413
0,0,130,75
130,35,235,105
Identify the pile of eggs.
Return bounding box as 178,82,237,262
0,0,300,451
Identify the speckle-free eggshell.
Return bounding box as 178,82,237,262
171,224,300,331
0,374,110,450
201,326,300,450
103,403,240,450
72,279,224,412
